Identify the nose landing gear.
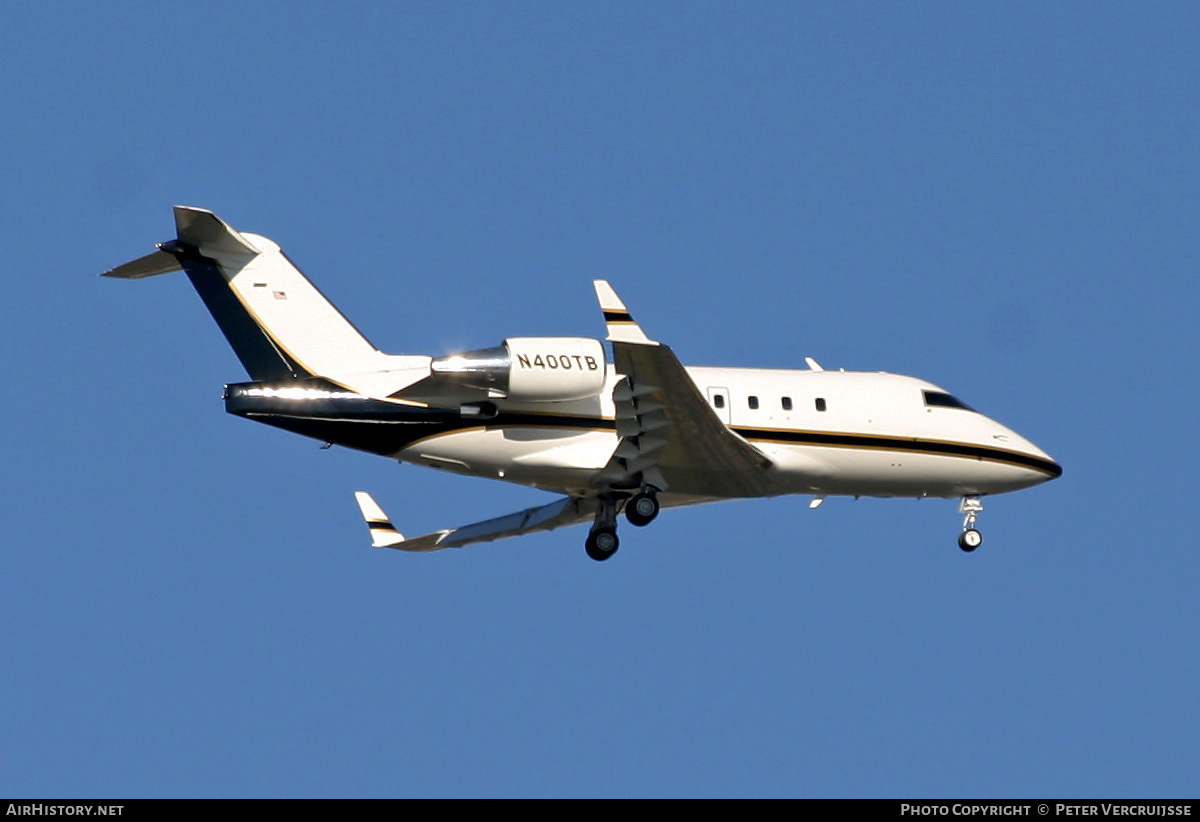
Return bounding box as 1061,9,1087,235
958,496,984,552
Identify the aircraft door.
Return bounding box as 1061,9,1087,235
706,387,731,424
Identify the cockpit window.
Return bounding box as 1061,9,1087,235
923,391,975,412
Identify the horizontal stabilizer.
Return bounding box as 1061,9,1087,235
103,207,261,279
101,206,259,280
173,206,260,258
101,249,182,279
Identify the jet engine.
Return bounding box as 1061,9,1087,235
431,337,606,402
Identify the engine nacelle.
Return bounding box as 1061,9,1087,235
431,337,606,402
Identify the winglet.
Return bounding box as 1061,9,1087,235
593,280,655,345
354,491,406,548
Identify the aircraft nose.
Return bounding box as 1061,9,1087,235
1019,437,1061,482
990,422,1061,483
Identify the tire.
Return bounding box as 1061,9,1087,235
586,527,619,561
625,492,659,527
958,529,983,552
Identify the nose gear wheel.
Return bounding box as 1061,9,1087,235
958,496,984,552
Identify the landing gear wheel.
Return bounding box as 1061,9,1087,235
586,527,620,561
958,529,983,552
957,496,984,553
625,491,660,527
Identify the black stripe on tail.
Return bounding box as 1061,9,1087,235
171,247,309,381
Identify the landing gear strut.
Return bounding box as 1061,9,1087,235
958,496,984,552
625,488,660,528
585,488,662,560
586,496,620,561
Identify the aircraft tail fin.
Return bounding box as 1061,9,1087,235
104,206,390,383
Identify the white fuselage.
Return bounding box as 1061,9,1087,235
395,365,1058,503
107,208,1060,555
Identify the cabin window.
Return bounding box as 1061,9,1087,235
713,394,725,409
781,397,792,411
815,397,827,412
923,391,974,412
748,396,759,410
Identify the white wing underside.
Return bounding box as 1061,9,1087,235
355,491,601,552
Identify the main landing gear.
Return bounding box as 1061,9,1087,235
585,488,660,561
625,489,660,528
958,495,984,552
585,525,620,561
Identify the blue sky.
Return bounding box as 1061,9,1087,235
2,2,1197,798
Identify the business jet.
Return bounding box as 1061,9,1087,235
103,207,1061,561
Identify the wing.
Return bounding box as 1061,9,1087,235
354,491,600,552
591,281,774,498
